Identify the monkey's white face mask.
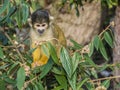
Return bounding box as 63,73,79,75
33,23,48,35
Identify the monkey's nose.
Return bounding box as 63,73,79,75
38,29,44,34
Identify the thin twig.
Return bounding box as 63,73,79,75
99,24,112,37
0,45,15,48
89,75,120,83
4,31,25,63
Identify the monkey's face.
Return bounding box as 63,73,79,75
33,22,48,35
31,9,50,35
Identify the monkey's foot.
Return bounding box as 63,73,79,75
31,54,49,68
31,60,48,68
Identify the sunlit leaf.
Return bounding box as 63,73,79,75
53,86,63,90
91,68,98,78
68,72,77,90
70,39,83,49
104,32,113,48
72,52,81,74
101,80,110,88
77,78,89,90
60,47,73,78
47,42,59,65
55,75,67,90
93,36,100,50
52,67,65,75
22,3,29,24
88,42,94,57
16,67,25,90
41,44,50,57
85,55,96,67
99,40,108,61
0,0,10,15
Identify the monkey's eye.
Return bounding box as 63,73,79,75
42,23,47,27
34,23,41,27
36,24,40,27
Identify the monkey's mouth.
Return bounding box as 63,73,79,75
38,29,44,34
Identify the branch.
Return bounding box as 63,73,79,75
89,75,120,83
2,27,25,64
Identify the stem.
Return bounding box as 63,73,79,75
89,75,120,83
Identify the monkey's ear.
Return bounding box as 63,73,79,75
27,18,32,27
49,15,54,20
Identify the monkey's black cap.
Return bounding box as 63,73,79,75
31,9,50,24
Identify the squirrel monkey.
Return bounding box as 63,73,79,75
28,9,66,68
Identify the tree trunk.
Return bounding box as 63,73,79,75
113,4,120,90
48,0,102,46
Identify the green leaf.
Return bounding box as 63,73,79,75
47,42,59,65
15,7,22,28
16,67,25,90
85,83,95,90
104,32,113,48
7,62,19,75
70,39,83,49
53,86,63,90
68,72,77,90
52,67,65,75
0,47,4,59
101,80,110,88
116,63,120,69
91,68,98,78
75,5,80,16
0,6,16,24
36,81,44,90
99,40,108,61
22,4,29,24
88,42,94,57
41,44,50,57
40,58,53,79
93,36,100,50
55,75,67,90
0,0,10,15
98,64,107,72
85,55,96,67
4,77,16,84
60,47,73,78
34,83,39,90
0,79,5,90
72,52,81,74
77,78,89,90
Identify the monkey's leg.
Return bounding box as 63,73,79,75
31,46,49,68
31,47,41,68
38,54,49,66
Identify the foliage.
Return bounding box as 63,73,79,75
101,0,118,8
0,0,119,90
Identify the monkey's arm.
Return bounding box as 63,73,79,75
51,23,66,57
52,23,66,47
